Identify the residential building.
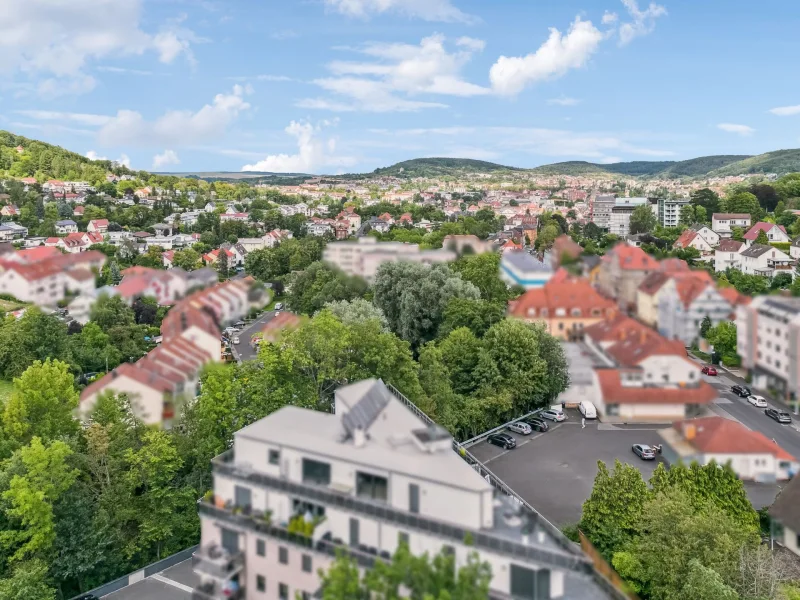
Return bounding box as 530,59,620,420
441,234,495,255
791,236,800,260
660,417,798,482
0,222,27,241
714,239,745,272
737,296,800,403
740,244,794,279
656,197,690,228
635,265,705,327
322,237,456,282
87,219,109,234
591,194,615,229
595,243,660,311
743,222,790,246
672,228,714,253
508,274,617,340
55,219,78,234
657,278,734,346
500,251,554,289
712,213,751,238
608,197,650,238
194,378,623,600
768,476,800,557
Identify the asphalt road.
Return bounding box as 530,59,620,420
231,310,278,362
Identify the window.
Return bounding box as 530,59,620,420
279,583,289,600
279,546,288,564
302,554,312,573
571,308,581,317
268,449,280,465
221,528,239,554
409,484,420,514
398,532,409,547
234,485,252,509
256,539,266,557
293,499,325,518
301,593,311,600
606,404,619,417
558,322,564,331
356,472,388,502
302,458,331,486
540,308,548,317
256,575,266,593
349,518,360,547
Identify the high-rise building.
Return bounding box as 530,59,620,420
590,194,615,230
656,197,690,228
193,379,624,600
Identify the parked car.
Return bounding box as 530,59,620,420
632,444,656,460
234,320,246,328
232,336,240,345
701,365,718,376
540,409,566,422
766,408,793,424
731,384,751,397
487,433,516,449
747,395,768,408
275,302,284,310
507,421,532,435
578,400,597,419
524,417,549,432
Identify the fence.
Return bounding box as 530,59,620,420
68,545,198,599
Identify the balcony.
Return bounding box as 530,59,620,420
192,544,244,580
192,581,245,600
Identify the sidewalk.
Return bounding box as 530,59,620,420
688,351,799,415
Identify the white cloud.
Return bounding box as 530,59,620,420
324,0,475,23
86,150,107,161
152,149,181,169
227,74,293,82
618,0,667,46
270,30,298,40
717,123,755,136
37,74,97,97
490,17,604,96
97,85,251,146
15,110,113,127
86,150,131,167
769,105,800,116
602,11,619,25
0,0,200,96
96,66,153,75
241,121,357,173
548,96,581,106
301,35,488,112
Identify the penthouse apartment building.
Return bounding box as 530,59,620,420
195,379,622,600
323,237,456,282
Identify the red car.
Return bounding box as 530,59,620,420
701,366,718,376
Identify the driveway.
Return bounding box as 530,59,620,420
231,310,278,362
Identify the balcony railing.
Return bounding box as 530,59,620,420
192,545,244,580
192,581,245,600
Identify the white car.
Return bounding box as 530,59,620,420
275,302,284,311
540,409,566,422
747,395,768,408
232,336,240,345
507,421,532,435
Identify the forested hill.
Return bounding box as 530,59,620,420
527,155,753,177
370,157,519,178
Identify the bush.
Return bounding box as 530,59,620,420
770,242,791,252
721,354,741,368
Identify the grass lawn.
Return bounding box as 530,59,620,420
0,380,13,403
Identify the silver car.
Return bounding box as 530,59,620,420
507,421,532,435
540,409,566,422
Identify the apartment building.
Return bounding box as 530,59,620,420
323,237,456,282
591,194,615,229
714,239,745,272
657,277,734,346
500,251,554,289
737,296,800,402
608,198,650,238
595,243,660,311
194,378,622,600
656,197,690,228
711,213,751,238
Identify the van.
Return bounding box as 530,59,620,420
579,401,597,419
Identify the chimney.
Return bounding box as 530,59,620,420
353,426,366,448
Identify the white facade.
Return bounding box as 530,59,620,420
658,283,733,345
740,245,794,278
195,379,611,600
323,238,456,282
712,214,751,237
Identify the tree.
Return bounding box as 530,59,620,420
438,298,506,339
775,200,786,217
691,188,722,216
536,224,560,250
217,249,229,280
132,297,158,326
288,262,368,316
706,321,737,362
579,460,649,560
0,559,56,600
0,308,72,379
2,359,79,449
2,437,79,561
109,261,122,285
171,248,201,271
681,559,739,600
69,322,121,374
771,272,793,290
584,222,602,241
325,298,388,331
732,226,745,242
135,246,164,269
749,183,780,212
699,315,712,339
726,191,762,221
629,204,658,235
90,294,135,330
450,252,509,303
754,229,770,245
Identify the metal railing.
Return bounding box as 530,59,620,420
458,408,545,448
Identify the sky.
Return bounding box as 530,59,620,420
2,0,800,174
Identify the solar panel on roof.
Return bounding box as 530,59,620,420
342,381,390,438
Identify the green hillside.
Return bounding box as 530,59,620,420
371,157,518,178
707,149,800,177
526,155,752,178
662,155,751,177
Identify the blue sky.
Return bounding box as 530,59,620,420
2,0,800,174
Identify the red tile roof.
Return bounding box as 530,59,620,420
608,243,659,271
596,369,717,405
583,313,652,344
638,271,671,296
718,287,750,307
509,278,616,318
604,334,687,367
673,416,795,460
744,222,787,241
13,246,61,263
673,230,699,249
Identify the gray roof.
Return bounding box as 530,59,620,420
770,475,800,531
56,219,76,226
502,250,553,273
740,243,774,258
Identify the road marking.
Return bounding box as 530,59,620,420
151,574,194,594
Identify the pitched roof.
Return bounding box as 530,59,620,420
673,230,699,249
718,287,751,307
509,278,616,318
582,313,652,344
658,257,691,273
672,416,795,460
608,243,659,271
638,271,671,296
596,369,717,405
713,213,750,220
717,239,744,252
744,222,786,241
674,277,712,309
740,243,776,258
769,472,800,531
604,334,687,367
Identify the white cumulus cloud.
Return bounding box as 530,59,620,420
548,97,581,106
152,149,180,169
324,0,475,23
618,0,667,46
769,105,800,116
717,123,755,136
490,17,604,96
241,121,356,174
86,150,132,167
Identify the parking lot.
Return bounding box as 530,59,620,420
103,559,196,600
469,410,670,525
